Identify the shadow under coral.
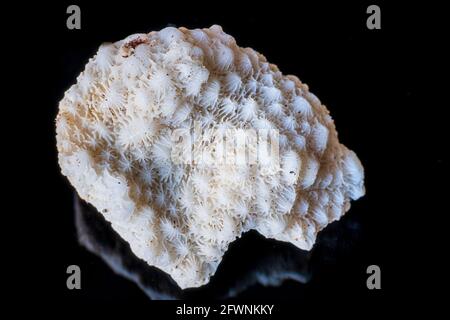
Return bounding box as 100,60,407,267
74,194,362,300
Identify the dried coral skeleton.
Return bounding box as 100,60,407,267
56,25,365,289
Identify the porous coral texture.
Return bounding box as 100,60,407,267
56,25,365,289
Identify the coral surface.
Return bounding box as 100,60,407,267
56,25,365,289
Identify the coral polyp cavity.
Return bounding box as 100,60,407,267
56,25,365,289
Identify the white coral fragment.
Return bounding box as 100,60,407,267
56,25,365,289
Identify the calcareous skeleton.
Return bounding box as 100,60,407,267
56,25,365,289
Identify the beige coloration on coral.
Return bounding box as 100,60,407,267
56,25,365,289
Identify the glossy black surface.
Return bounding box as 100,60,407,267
10,0,444,313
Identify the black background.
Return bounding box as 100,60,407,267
7,0,445,316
